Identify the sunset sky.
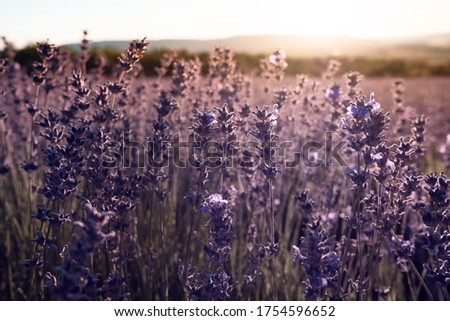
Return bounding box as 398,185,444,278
1,0,450,47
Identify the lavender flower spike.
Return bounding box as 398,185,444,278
268,104,279,127
346,92,380,120
201,193,229,214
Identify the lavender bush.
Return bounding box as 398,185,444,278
0,34,449,301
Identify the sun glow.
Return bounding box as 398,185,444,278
1,0,449,47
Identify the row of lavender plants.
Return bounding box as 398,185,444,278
0,33,449,300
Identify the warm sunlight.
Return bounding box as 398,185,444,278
1,0,449,47
1,0,450,310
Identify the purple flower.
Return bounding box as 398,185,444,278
269,50,287,68
346,92,380,120
325,84,342,100
372,152,386,166
205,112,216,125
201,193,228,214
373,152,384,161
292,245,302,262
368,92,381,110
268,104,279,126
341,117,350,130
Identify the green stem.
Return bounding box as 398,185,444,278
184,206,197,299
110,71,125,110
406,271,417,300
159,201,168,300
269,178,278,300
390,230,434,300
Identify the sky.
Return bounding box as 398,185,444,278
1,0,450,48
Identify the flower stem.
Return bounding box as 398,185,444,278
269,178,278,300
159,200,168,300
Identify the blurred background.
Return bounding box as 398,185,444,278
2,0,450,77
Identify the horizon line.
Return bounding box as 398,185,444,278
3,31,450,49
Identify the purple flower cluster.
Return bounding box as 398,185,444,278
0,32,448,302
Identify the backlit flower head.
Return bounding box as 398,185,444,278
269,50,287,66
346,92,380,120
201,193,229,214
326,84,342,100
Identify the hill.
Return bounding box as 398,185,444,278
64,34,450,59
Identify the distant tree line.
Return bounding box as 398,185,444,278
6,46,450,77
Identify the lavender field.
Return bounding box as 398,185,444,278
0,35,449,301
